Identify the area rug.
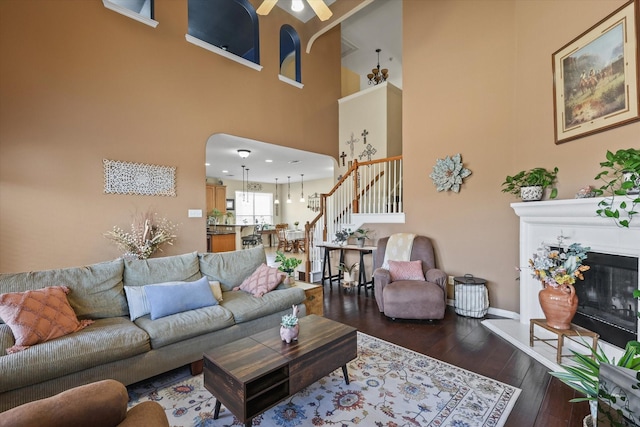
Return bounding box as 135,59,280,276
128,333,520,427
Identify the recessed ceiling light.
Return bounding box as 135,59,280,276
205,163,210,166
222,170,228,173
265,159,273,163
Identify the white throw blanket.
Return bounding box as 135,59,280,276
381,233,416,269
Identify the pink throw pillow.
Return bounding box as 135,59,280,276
234,264,286,297
0,286,94,354
388,260,425,281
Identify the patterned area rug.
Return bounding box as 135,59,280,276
128,333,520,427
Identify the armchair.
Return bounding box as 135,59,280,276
373,235,447,320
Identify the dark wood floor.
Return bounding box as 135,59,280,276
320,284,588,427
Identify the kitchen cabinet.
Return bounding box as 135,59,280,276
206,184,227,215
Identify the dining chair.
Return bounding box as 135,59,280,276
276,224,292,252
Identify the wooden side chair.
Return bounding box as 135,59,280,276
276,224,292,252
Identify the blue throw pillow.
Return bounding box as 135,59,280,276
145,276,217,320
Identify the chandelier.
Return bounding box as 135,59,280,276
367,48,388,85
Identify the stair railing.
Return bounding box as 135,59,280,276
302,156,403,281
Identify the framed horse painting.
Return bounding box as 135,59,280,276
552,0,639,144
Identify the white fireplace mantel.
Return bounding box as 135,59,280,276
511,197,640,326
482,197,639,370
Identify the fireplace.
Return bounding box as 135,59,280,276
511,197,640,351
573,251,639,349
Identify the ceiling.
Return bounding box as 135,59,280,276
206,0,402,184
206,134,335,184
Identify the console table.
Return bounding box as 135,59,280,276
529,318,599,364
316,242,377,295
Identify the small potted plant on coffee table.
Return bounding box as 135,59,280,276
501,167,559,201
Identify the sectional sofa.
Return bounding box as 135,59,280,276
0,246,307,411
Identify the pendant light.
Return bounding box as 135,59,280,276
274,178,280,204
286,176,292,203
299,174,305,203
241,165,246,202
245,168,249,202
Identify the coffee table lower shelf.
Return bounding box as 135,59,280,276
203,315,357,427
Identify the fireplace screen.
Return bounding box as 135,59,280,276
573,252,638,349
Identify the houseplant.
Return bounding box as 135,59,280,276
275,251,302,281
594,149,640,228
527,235,590,329
501,167,559,201
353,228,371,247
280,305,299,343
337,262,359,287
550,340,640,426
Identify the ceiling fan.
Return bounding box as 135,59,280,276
256,0,333,22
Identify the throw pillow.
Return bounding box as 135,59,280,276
145,276,217,320
209,281,223,302
388,260,425,281
0,286,94,354
234,263,286,297
124,277,220,321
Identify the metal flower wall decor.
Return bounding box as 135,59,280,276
429,153,472,193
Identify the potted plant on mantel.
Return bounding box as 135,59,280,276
594,148,640,228
501,167,559,201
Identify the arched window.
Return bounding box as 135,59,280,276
103,0,157,27
187,0,260,65
279,25,301,84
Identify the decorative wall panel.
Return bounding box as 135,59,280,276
103,159,176,196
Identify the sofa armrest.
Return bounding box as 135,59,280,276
0,379,128,427
426,268,447,295
119,402,169,427
373,268,391,313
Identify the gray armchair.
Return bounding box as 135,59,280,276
373,236,447,320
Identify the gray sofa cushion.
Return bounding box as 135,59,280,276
134,305,235,349
199,245,266,291
0,317,150,393
123,252,201,287
221,287,306,324
0,259,127,321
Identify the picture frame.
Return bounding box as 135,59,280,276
226,199,235,210
552,0,639,144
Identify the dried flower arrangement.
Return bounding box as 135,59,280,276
104,211,178,260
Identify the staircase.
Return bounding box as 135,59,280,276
301,155,404,281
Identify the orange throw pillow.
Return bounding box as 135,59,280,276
0,286,94,354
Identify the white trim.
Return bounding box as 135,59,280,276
278,74,304,89
487,307,519,319
338,81,388,104
351,212,405,224
102,0,159,28
185,35,263,72
306,0,375,53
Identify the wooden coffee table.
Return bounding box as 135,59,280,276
203,315,357,427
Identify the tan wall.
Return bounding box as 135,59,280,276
1,0,638,315
0,0,340,272
377,0,638,313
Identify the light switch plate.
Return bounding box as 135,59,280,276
188,209,203,218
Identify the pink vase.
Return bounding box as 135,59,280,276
280,324,299,343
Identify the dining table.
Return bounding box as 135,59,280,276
285,229,305,252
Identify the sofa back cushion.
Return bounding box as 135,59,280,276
123,252,201,288
199,245,267,291
0,259,127,321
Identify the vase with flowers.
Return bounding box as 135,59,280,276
104,211,178,260
527,235,590,329
333,229,351,246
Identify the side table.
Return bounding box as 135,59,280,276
529,318,599,364
293,282,324,316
